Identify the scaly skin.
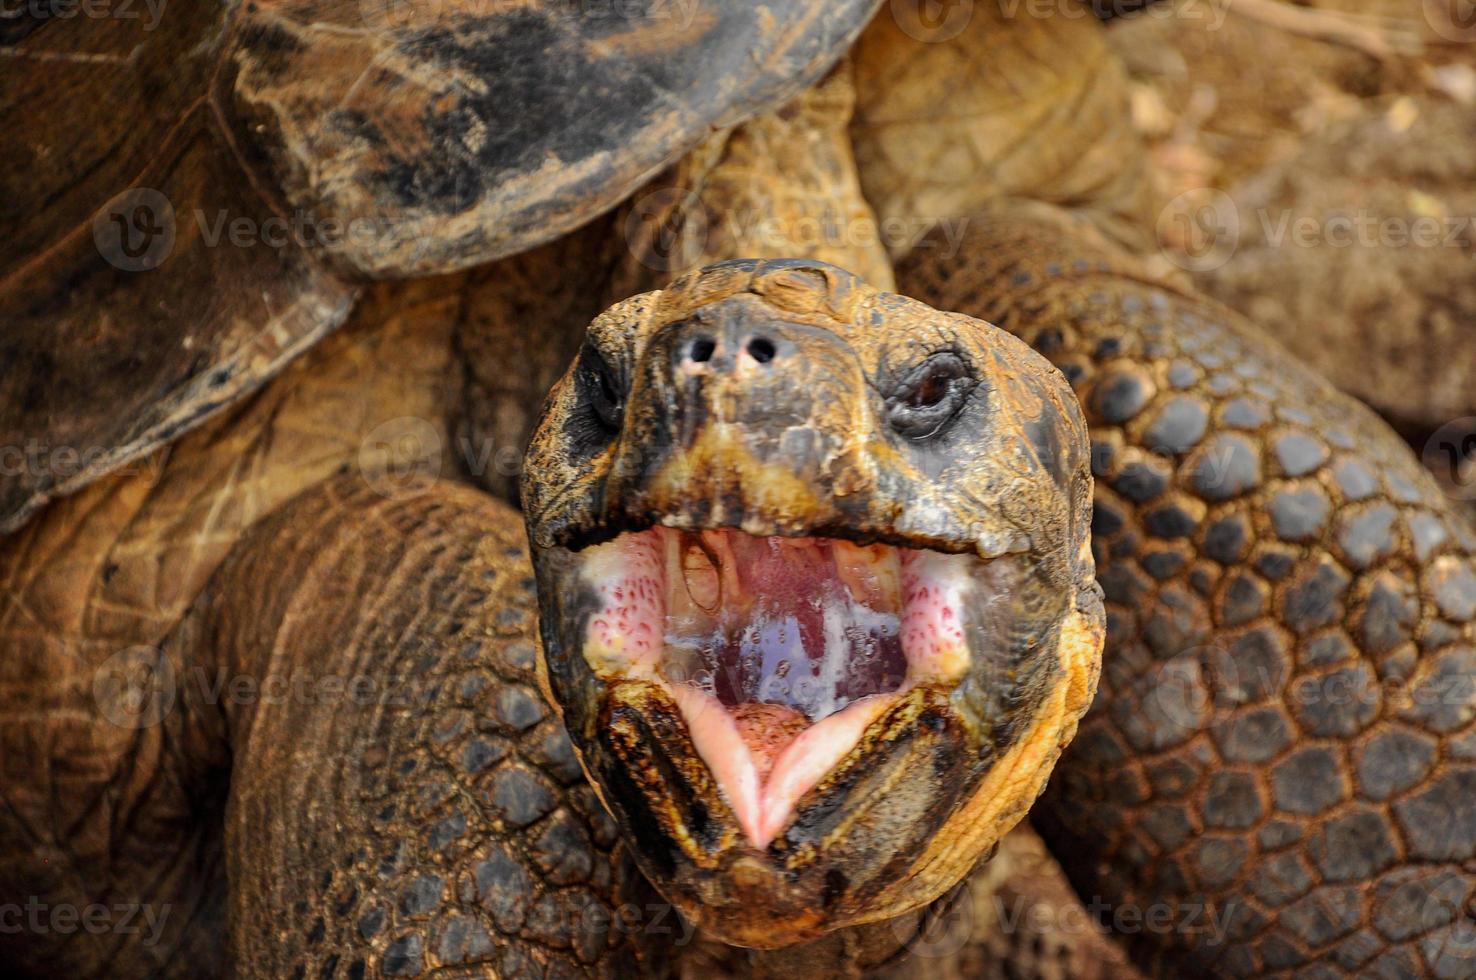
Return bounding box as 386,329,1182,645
612,65,896,295
3,51,1102,978
0,280,460,977
3,0,880,532
190,477,668,978
0,274,678,975
12,4,1466,977
684,827,1143,979
899,202,1476,978
457,64,895,511
455,215,624,503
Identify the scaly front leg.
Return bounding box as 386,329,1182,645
166,477,674,977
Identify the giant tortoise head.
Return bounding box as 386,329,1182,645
523,259,1104,946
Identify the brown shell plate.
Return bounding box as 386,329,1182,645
0,0,880,534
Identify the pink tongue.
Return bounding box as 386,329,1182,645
731,703,811,782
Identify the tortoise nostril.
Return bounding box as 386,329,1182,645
747,337,776,364
688,337,716,363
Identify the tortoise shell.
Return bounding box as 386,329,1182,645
0,0,878,533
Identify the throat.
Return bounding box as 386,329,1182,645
661,530,909,724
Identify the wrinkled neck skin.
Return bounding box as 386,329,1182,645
850,0,1155,260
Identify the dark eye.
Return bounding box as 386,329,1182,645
577,346,625,433
887,353,974,440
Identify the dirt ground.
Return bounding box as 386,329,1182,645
1106,0,1476,504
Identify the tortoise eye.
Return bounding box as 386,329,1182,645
907,370,953,409
887,353,974,441
577,346,625,434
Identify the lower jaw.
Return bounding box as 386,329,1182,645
590,678,985,948
589,629,1091,950
668,682,904,848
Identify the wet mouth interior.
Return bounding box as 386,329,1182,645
663,532,907,735
580,527,974,847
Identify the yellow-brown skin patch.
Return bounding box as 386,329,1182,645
864,609,1105,922
524,258,1106,946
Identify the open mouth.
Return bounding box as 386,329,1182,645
577,526,979,848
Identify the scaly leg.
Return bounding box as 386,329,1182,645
164,477,672,977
